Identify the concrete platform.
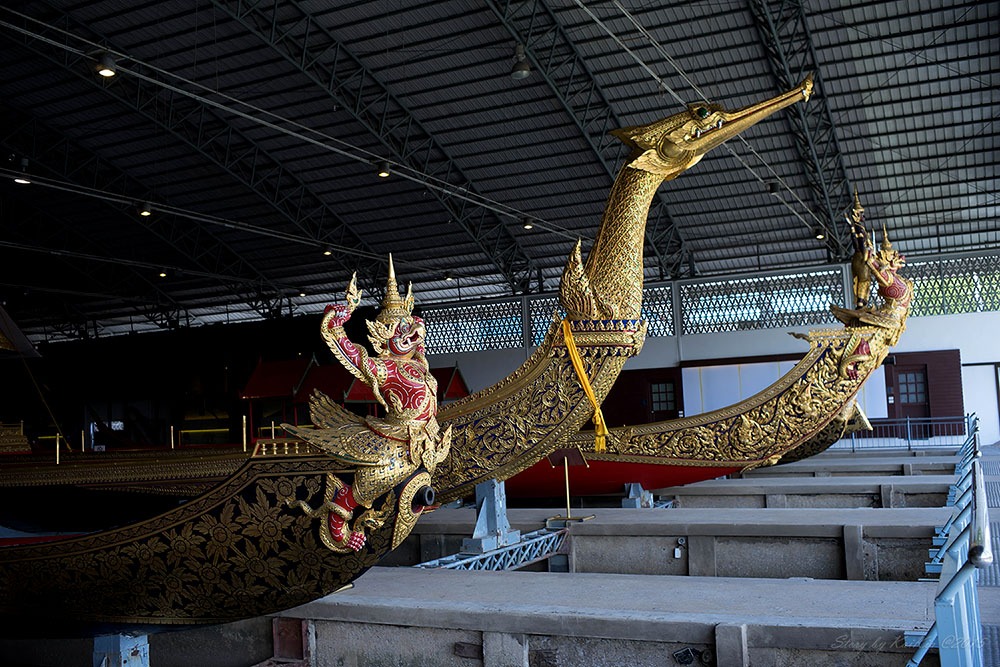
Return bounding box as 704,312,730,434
656,474,952,509
388,506,950,581
569,506,949,581
280,566,938,667
742,454,957,478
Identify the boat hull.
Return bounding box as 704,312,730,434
0,451,402,635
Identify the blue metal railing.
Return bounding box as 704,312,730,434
832,415,974,451
905,418,990,666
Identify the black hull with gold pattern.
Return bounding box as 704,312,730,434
0,448,404,635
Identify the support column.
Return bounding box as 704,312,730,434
687,535,717,577
843,524,865,580
880,483,899,508
715,623,750,667
483,632,529,667
462,479,520,554
622,482,653,508
765,493,787,508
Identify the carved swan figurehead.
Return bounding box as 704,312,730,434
612,75,813,181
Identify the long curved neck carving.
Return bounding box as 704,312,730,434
583,166,663,320
562,75,812,322
436,79,813,502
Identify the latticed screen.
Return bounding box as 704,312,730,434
528,296,562,347
641,284,675,337
679,269,843,335
423,301,523,354
906,256,1000,316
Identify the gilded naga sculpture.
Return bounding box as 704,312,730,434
833,192,913,346
284,257,450,552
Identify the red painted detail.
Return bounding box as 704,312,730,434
504,459,742,497
293,364,354,404
431,367,470,401
0,534,81,548
240,358,312,400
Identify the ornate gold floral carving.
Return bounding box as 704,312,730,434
0,456,390,626
565,326,892,469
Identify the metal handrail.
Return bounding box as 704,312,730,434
836,414,975,452
969,458,993,568
907,429,989,667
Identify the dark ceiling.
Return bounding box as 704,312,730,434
0,1,995,343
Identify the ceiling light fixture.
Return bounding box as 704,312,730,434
323,248,332,256
139,202,152,217
12,157,30,185
158,270,167,278
511,44,531,80
96,52,117,78
522,217,534,230
444,272,454,282
766,181,780,196
814,228,826,240
376,160,390,178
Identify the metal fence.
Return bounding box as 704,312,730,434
831,415,973,451
905,419,991,666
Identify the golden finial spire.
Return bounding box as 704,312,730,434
376,254,414,324
851,188,865,224
386,254,399,298
880,223,893,252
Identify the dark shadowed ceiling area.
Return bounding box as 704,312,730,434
0,1,995,343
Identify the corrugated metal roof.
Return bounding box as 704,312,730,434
0,0,995,342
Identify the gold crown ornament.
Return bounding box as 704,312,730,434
366,255,416,353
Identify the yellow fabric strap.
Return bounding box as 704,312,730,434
561,319,608,453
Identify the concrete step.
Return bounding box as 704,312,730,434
566,507,948,581
654,474,951,509
742,454,957,478
815,446,959,459
279,567,936,667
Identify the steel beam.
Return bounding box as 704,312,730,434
6,2,384,295
487,0,686,279
415,528,568,571
215,0,536,294
0,107,289,325
748,0,853,259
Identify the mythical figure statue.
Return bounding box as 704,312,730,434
285,256,450,552
832,193,913,346
848,190,873,308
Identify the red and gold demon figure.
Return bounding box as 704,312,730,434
286,256,450,552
